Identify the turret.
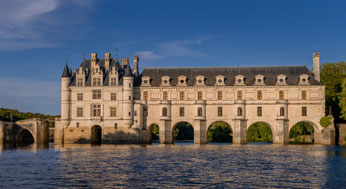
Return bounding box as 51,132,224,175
133,55,139,76
61,63,71,122
313,52,320,82
122,65,134,128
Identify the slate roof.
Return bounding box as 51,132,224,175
141,66,321,86
61,64,71,78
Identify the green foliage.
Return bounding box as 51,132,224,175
151,124,159,140
0,107,58,122
246,122,273,143
339,78,346,120
344,135,346,143
320,62,346,121
289,122,314,139
320,116,332,127
207,122,232,143
173,122,194,140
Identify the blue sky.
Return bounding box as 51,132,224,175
0,0,346,115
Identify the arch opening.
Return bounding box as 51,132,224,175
173,122,194,144
289,121,314,144
247,122,273,143
16,129,34,146
207,121,232,143
149,124,160,144
91,125,102,145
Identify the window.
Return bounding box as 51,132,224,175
180,91,184,100
180,107,185,117
114,123,118,129
237,107,242,116
129,83,131,87
92,104,101,117
198,107,203,116
279,91,284,100
143,91,148,100
163,91,168,100
111,93,116,101
110,78,116,86
128,96,131,100
198,91,203,100
218,107,223,117
77,93,83,101
237,91,242,100
92,90,101,99
218,91,222,100
77,78,83,87
257,91,262,100
162,107,168,116
92,78,101,86
257,107,262,117
110,107,116,117
302,107,307,116
77,107,83,117
280,107,285,116
302,91,307,100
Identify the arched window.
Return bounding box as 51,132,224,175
198,107,203,117
280,107,285,116
162,107,167,117
237,107,242,116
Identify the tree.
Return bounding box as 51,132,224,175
246,122,273,143
320,62,346,122
339,78,346,120
207,122,232,142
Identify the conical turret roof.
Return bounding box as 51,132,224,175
62,63,71,78
123,64,133,77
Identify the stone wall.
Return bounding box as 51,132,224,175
338,124,346,146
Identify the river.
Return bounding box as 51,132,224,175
0,143,345,188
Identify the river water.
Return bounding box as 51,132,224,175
0,143,346,188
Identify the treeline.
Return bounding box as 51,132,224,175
0,107,58,122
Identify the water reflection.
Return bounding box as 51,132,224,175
0,143,345,188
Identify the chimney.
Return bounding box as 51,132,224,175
121,58,129,68
104,52,111,70
133,55,139,75
91,53,97,68
313,52,320,82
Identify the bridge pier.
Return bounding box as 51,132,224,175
194,119,207,144
274,119,289,144
159,119,173,144
233,119,247,144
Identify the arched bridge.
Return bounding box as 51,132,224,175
0,118,49,146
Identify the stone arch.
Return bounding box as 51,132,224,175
91,125,102,145
247,122,273,143
289,121,316,144
207,121,233,143
172,121,194,143
289,120,319,133
148,123,160,143
16,128,35,146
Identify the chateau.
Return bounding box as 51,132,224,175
54,52,334,145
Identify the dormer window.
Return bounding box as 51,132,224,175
299,74,310,85
177,75,187,86
276,74,287,85
235,75,245,85
195,75,205,86
161,76,171,86
254,75,265,85
215,75,225,85
141,76,151,86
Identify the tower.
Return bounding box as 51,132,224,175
122,65,134,128
313,52,320,82
61,62,71,124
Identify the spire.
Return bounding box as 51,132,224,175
62,63,71,78
123,64,133,77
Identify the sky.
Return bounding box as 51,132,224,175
0,0,346,115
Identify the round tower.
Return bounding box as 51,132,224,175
122,65,134,128
61,63,71,124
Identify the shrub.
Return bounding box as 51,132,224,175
320,116,332,127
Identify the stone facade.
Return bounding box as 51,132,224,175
55,52,334,145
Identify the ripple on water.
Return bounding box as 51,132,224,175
0,143,345,188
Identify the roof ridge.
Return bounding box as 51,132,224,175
143,65,308,69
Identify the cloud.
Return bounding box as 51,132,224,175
0,0,95,50
136,37,212,60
